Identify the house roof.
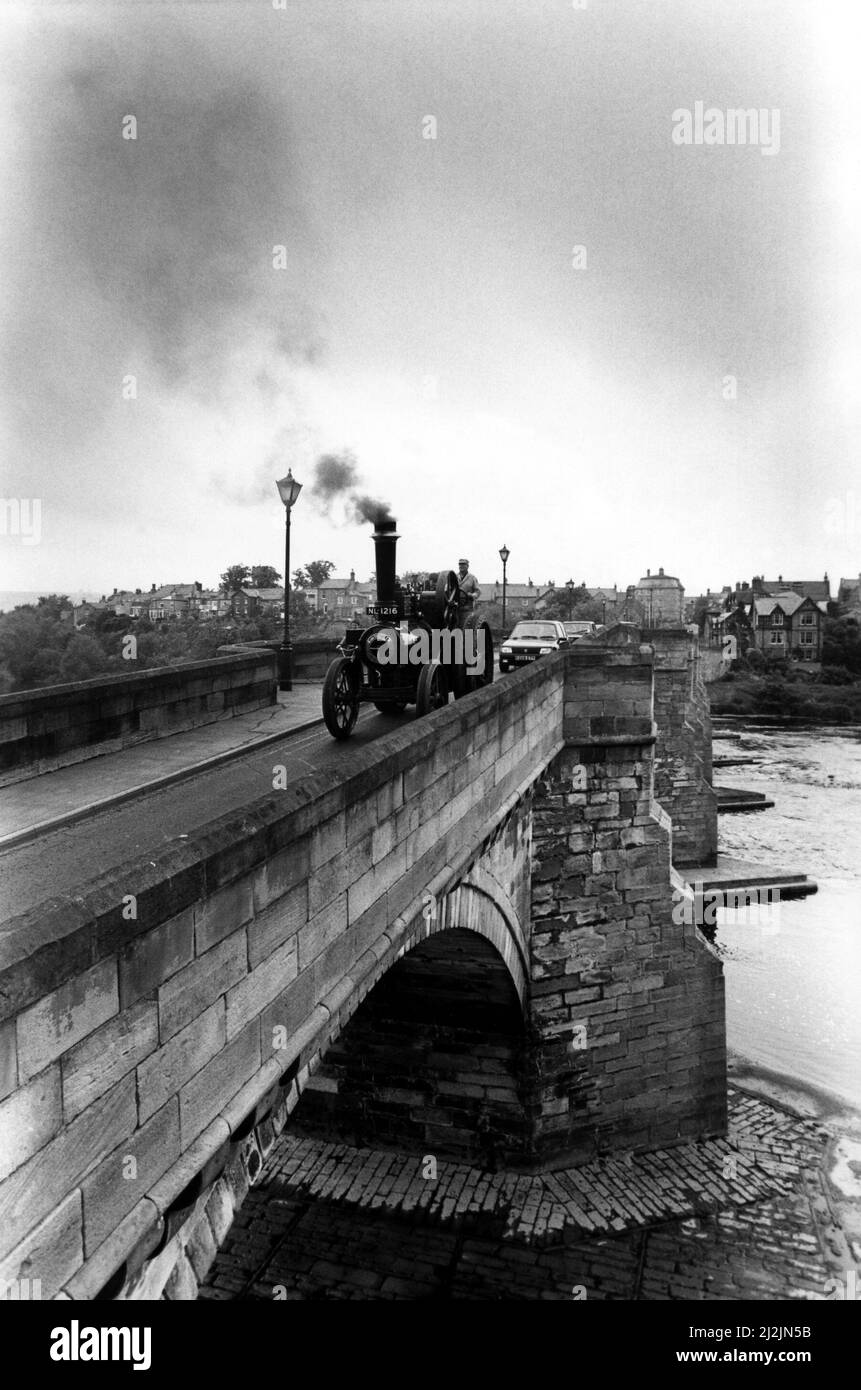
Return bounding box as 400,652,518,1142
637,573,682,589
239,587,284,600
758,578,830,601
753,592,811,617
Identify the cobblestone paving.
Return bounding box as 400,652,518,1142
200,1087,858,1300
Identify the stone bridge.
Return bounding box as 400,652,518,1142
0,629,724,1300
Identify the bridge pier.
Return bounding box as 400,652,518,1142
528,644,726,1166
646,627,718,868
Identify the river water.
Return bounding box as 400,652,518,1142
710,723,861,1116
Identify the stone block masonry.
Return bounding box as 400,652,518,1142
0,651,277,786
0,653,563,1298
529,643,726,1165
0,636,725,1299
645,628,717,867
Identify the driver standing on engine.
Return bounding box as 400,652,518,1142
457,558,481,621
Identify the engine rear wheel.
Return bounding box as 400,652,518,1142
322,657,360,740
435,570,460,629
416,660,448,717
464,616,494,692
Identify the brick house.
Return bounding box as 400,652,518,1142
635,569,685,626
312,572,377,619
230,587,285,620
197,589,232,619
750,591,828,661
483,581,549,618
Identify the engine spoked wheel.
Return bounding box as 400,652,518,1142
436,570,461,630
416,660,449,717
464,616,494,692
322,657,360,740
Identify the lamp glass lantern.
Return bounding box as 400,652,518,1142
276,471,303,509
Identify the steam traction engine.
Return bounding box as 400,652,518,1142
321,517,494,740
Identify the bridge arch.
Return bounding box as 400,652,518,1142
294,914,530,1170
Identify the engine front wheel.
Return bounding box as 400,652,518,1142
416,660,449,717
322,657,360,740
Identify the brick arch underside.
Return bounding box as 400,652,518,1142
294,909,530,1169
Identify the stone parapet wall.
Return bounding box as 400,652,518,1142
0,652,277,786
0,656,563,1299
216,637,338,681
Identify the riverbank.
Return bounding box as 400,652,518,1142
708,672,861,723
199,1076,861,1300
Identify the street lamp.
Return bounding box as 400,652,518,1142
499,545,510,632
275,469,303,691
566,577,575,620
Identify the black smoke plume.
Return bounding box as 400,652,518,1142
309,451,393,527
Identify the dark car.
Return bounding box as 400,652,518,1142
563,620,598,642
499,619,569,672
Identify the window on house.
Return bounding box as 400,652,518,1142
770,631,784,644
772,611,783,626
801,631,814,644
800,613,814,625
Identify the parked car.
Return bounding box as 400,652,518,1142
563,620,598,642
499,619,569,672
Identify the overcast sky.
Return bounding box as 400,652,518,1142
1,0,859,597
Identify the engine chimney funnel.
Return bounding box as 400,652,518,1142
372,517,400,610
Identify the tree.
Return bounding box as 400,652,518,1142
541,588,602,623
36,594,73,618
220,565,250,593
293,560,335,589
250,565,281,589
57,634,108,683
822,616,861,674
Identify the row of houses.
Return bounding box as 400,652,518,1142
73,568,688,631
481,568,686,626
73,576,382,629
689,574,837,661
72,583,284,627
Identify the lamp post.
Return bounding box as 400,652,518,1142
499,544,510,632
566,577,575,620
275,469,303,691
